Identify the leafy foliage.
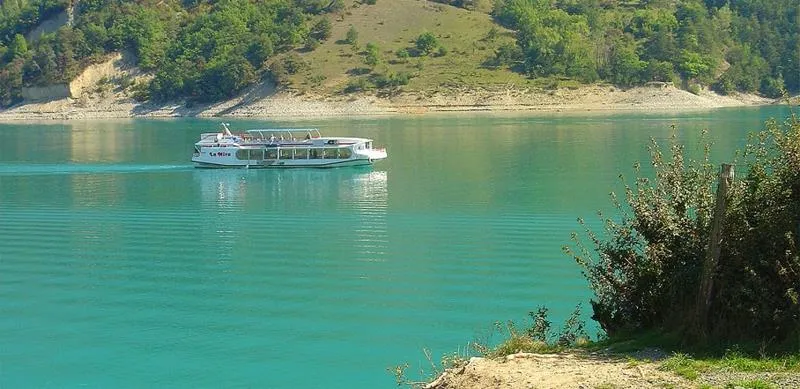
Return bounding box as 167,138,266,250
0,0,797,105
566,130,716,336
566,111,800,346
415,31,439,56
0,0,69,44
0,0,339,105
364,42,380,67
482,305,589,358
345,25,358,46
492,0,798,93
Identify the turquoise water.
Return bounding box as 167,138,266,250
0,107,790,388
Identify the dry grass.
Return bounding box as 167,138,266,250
284,0,531,95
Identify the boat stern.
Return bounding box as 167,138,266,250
358,147,387,163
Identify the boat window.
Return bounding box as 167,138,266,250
249,149,264,160
266,149,278,160
366,142,372,149
339,148,352,159
236,149,248,160
323,148,337,159
279,148,292,159
309,148,321,159
294,149,308,159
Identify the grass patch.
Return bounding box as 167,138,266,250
656,350,800,386
730,380,777,389
717,351,800,372
578,330,800,388
486,332,556,357
287,0,534,94
661,353,705,380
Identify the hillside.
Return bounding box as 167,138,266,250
280,0,529,94
0,0,795,119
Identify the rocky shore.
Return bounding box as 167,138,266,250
0,82,779,122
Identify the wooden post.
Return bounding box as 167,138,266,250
695,163,734,338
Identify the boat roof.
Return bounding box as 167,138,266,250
246,128,319,133
246,128,321,137
197,125,374,145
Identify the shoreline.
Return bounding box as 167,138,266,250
0,83,782,122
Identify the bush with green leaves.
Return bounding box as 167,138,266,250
395,48,409,60
345,25,358,46
309,18,332,42
482,305,589,358
565,111,800,347
716,113,800,343
415,31,439,56
364,42,380,67
371,71,410,88
343,77,372,93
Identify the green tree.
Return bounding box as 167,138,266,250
364,42,380,67
678,50,713,81
345,25,358,46
415,31,439,55
489,42,523,68
245,34,273,68
515,7,596,81
309,18,331,41
8,33,27,59
197,55,255,102
606,36,646,86
645,60,675,83
31,44,57,83
0,57,24,105
81,23,109,57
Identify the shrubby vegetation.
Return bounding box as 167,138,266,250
0,0,797,106
0,0,346,105
430,0,491,11
0,0,69,44
566,110,800,347
491,0,799,95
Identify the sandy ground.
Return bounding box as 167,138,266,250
423,352,800,389
0,81,780,122
423,352,691,389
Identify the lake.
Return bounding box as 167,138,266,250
0,106,790,388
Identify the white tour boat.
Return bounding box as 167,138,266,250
192,124,387,168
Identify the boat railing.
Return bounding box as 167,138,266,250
246,128,321,142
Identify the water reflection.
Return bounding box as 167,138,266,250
68,122,135,163
346,170,389,262
193,168,386,207
192,167,390,266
